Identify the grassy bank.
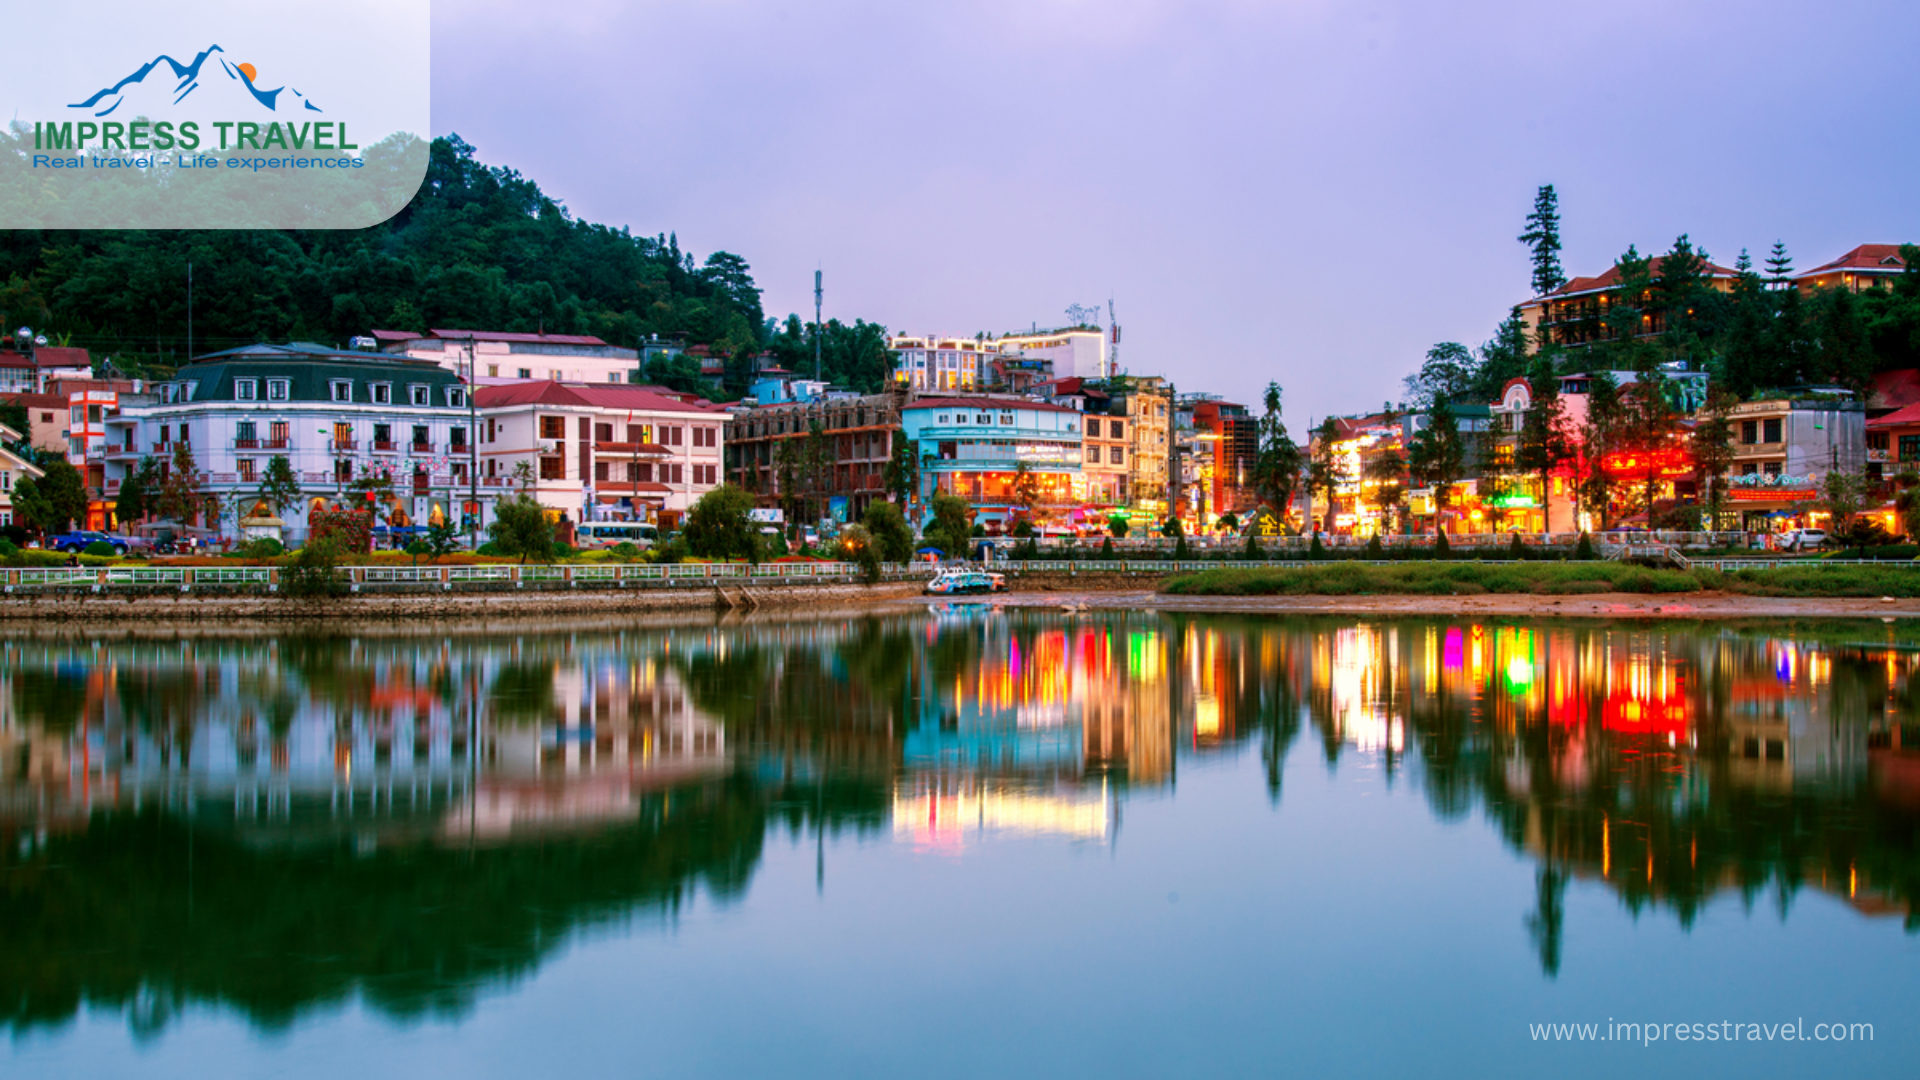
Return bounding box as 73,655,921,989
1161,562,1920,598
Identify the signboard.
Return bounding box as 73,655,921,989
748,508,785,524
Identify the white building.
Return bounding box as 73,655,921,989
105,343,482,541
372,329,640,386
473,381,728,526
994,327,1109,381
0,343,94,394
0,422,45,530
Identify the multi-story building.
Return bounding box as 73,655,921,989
105,344,479,540
994,327,1109,381
1794,244,1909,293
474,381,728,527
1109,376,1173,517
723,392,905,525
373,329,640,385
1516,256,1739,351
1190,399,1257,520
1724,397,1865,529
0,422,45,530
1041,378,1130,509
899,396,1084,530
0,341,92,395
888,335,999,393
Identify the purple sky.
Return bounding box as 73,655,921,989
434,0,1920,425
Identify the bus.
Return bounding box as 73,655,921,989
575,522,658,549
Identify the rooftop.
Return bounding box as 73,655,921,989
474,380,726,414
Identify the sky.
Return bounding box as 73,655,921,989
433,0,1920,425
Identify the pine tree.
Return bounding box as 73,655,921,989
1764,241,1794,287
1519,184,1567,297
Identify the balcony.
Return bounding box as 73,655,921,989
593,441,671,456
481,476,512,488
234,438,260,449
410,442,434,454
372,440,398,453
332,439,359,452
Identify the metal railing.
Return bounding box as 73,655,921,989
1,560,933,595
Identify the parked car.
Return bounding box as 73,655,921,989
47,530,129,554
924,569,1006,596
1783,528,1827,551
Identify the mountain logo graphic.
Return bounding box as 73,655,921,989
69,44,323,118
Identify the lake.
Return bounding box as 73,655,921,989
3,607,1916,1077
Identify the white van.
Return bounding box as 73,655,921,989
576,522,657,549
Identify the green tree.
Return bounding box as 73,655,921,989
1306,416,1343,531
1518,184,1566,297
1817,467,1870,540
1620,368,1677,524
1513,359,1571,527
1403,342,1479,408
487,494,555,563
921,493,973,559
882,436,919,506
1407,398,1466,535
1107,514,1131,539
1575,371,1625,530
1763,240,1795,286
113,456,158,528
1250,382,1303,520
256,455,302,517
425,521,462,561
683,483,759,562
835,523,881,583
155,443,205,525
1364,446,1407,535
860,500,914,563
1472,308,1534,403
1692,388,1739,529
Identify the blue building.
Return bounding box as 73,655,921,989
899,396,1084,528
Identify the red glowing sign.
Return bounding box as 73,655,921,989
1599,448,1693,478
1602,689,1690,735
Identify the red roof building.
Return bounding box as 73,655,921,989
1795,244,1910,293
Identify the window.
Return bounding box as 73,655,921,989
1086,446,1100,462
1000,414,1013,427
1762,418,1782,443
236,420,258,443
1763,461,1782,476
1901,435,1920,462
330,380,353,402
237,459,257,483
540,456,565,480
1867,432,1889,451
235,378,258,401
334,459,352,483
595,423,614,443
267,379,290,401
664,425,683,446
517,368,532,379
629,462,653,482
183,381,199,400
1110,447,1124,464
162,384,178,404
447,388,466,409
977,414,991,425
411,425,430,448
670,463,684,484
409,384,430,406
269,420,289,445
1740,463,1759,476
333,421,353,446
955,414,968,424
937,414,949,424
450,427,467,449
70,406,83,425
487,365,499,378
373,423,393,447
158,424,170,445
595,462,610,481
540,416,566,439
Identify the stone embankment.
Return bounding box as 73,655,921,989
0,579,925,631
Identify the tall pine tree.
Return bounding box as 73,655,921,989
1519,185,1567,297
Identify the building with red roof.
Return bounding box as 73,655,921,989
473,380,727,526
1795,244,1910,293
1517,255,1740,351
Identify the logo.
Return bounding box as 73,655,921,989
71,44,323,118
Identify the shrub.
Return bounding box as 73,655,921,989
1364,534,1384,560
861,501,915,563
0,538,16,558
1508,532,1526,561
488,494,556,563
1244,531,1264,561
283,538,346,599
1308,534,1325,561
83,541,116,558
1107,515,1131,539
240,537,284,560
1173,533,1193,560
1434,531,1451,559
1575,532,1596,560
1099,537,1116,561
610,541,640,560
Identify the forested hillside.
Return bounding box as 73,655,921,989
0,135,903,389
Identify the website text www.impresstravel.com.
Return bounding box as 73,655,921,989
1530,1019,1872,1046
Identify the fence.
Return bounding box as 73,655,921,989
0,560,933,596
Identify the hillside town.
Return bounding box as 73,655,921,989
0,239,1915,551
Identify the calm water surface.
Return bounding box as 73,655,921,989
3,608,1917,1077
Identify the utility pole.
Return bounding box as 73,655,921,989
467,334,479,546
813,269,823,381
186,261,193,361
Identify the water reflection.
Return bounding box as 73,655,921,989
3,610,1918,1036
